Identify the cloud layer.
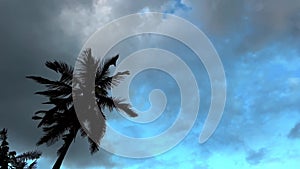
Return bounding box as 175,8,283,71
1,0,300,168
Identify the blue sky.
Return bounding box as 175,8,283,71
0,0,300,168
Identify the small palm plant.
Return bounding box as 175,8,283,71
0,128,41,169
27,49,137,169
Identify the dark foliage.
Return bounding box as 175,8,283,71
27,49,137,169
0,128,41,169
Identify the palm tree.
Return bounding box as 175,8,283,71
27,49,137,169
0,128,41,169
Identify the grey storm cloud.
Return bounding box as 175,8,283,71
0,0,108,168
0,0,79,140
1,0,300,168
0,0,172,168
187,0,300,53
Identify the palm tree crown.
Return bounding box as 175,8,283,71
27,49,137,169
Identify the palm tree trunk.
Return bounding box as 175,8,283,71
52,136,72,169
52,130,77,169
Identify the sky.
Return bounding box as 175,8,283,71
0,0,300,168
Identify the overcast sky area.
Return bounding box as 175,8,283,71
1,0,300,168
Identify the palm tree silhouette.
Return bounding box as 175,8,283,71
0,128,41,169
27,49,137,169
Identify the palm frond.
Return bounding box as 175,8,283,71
111,70,130,86
16,151,41,162
88,137,99,154
34,87,71,98
113,98,138,117
79,128,87,137
95,95,116,112
27,160,37,169
97,54,119,79
57,127,79,156
43,97,73,108
35,107,59,127
26,76,70,90
37,123,68,146
77,48,100,76
26,76,55,86
45,61,73,84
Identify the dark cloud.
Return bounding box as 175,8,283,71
0,0,169,168
246,148,267,165
288,122,300,139
1,0,300,168
187,0,300,53
0,0,97,167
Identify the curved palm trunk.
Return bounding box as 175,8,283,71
52,130,78,169
52,137,72,169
